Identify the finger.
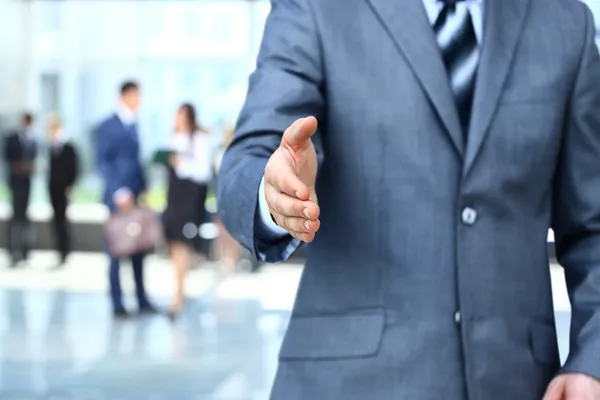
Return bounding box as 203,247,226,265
265,166,310,200
542,376,566,400
267,187,320,220
273,214,320,233
282,116,318,150
289,230,316,243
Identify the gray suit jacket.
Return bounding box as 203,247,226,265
217,0,600,398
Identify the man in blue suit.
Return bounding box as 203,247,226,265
95,81,156,318
218,0,600,398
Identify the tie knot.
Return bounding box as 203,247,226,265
440,0,464,9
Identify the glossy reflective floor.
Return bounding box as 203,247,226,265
0,252,573,400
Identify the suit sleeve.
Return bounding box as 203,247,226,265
95,123,110,181
66,144,79,186
553,5,600,381
216,0,325,263
95,123,126,199
3,137,12,164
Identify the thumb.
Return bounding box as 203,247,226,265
282,117,318,150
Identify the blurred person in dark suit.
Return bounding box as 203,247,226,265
95,81,157,318
47,115,79,268
3,112,37,267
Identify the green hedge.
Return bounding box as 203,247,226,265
0,183,217,212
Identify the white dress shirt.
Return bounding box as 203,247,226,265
51,136,66,155
117,104,137,127
257,0,484,236
170,132,213,184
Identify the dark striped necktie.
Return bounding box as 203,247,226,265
433,0,479,135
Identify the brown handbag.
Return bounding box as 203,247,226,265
105,206,165,257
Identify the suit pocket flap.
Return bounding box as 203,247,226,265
279,309,385,361
529,321,560,365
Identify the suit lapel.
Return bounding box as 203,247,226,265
366,0,464,157
464,0,531,175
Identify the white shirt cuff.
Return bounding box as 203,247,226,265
258,176,289,236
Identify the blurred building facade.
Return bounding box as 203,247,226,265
1,0,600,205
0,0,270,201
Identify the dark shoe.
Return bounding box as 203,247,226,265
138,303,159,315
166,310,180,322
166,304,183,322
113,308,130,319
9,254,24,268
49,261,66,271
50,254,68,270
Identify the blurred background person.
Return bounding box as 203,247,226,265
3,112,38,267
47,114,79,269
162,103,213,320
95,81,156,318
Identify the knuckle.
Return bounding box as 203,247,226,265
289,218,300,231
273,200,283,216
273,213,284,227
265,190,276,208
282,216,292,230
282,196,295,215
294,202,305,217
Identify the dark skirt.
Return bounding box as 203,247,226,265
162,167,208,249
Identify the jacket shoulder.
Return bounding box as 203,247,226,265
535,0,591,25
95,117,117,140
63,142,77,153
4,132,18,144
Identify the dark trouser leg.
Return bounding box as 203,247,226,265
10,183,31,262
7,218,19,265
131,252,150,308
50,188,69,260
57,213,70,260
109,254,124,311
7,203,17,263
20,183,31,260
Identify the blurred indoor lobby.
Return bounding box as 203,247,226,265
1,0,600,399
0,250,572,400
0,252,573,400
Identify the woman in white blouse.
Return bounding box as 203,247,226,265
162,103,213,319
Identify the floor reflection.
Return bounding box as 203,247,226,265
0,289,288,400
0,262,573,400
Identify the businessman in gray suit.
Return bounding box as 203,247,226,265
218,0,600,398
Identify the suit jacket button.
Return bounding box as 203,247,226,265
454,311,461,324
461,207,477,225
